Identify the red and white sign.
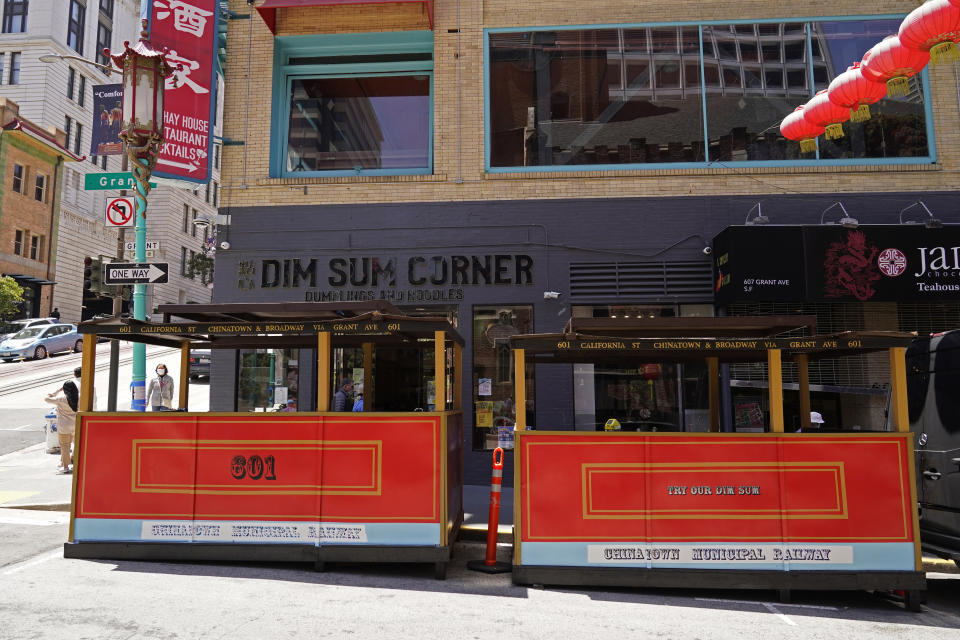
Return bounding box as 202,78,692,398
150,0,217,183
104,196,135,227
878,248,908,277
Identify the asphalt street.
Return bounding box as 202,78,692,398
0,544,958,639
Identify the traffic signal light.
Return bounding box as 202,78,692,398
83,257,103,294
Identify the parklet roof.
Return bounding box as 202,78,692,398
510,315,915,363
77,301,464,349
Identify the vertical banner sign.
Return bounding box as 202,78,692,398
149,0,217,183
90,84,124,155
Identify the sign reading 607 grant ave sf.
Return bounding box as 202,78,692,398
148,0,217,184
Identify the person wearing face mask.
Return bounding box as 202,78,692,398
146,363,175,411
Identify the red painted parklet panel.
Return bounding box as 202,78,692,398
149,0,217,183
518,433,915,543
74,414,442,522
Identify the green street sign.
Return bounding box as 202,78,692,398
84,173,158,191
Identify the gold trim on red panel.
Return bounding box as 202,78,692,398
581,462,847,519
132,440,382,495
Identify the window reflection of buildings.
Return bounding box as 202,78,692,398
287,79,384,172
491,20,927,167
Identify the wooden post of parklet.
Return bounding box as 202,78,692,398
79,334,97,412
707,357,720,432
178,342,190,410
434,331,446,411
797,354,811,430
889,347,909,432
767,349,784,433
317,331,331,411
362,341,373,411
513,348,526,430
453,342,462,411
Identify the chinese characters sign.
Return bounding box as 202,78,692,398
150,0,217,183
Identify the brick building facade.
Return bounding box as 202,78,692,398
0,98,79,317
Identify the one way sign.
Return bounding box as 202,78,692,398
104,262,169,285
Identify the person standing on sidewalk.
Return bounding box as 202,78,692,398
44,381,78,474
146,363,175,411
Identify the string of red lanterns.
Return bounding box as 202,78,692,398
780,0,957,151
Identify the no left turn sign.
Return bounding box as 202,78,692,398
104,197,135,227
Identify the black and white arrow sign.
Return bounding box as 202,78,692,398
104,262,169,285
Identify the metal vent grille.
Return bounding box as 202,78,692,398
569,261,714,302
724,301,960,388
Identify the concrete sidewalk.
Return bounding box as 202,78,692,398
0,440,514,541
0,442,74,511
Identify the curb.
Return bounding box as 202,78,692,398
460,524,512,543
3,502,71,512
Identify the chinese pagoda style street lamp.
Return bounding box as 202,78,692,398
107,20,175,411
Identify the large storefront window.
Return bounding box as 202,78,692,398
271,31,433,177
237,348,300,411
472,306,534,450
487,17,932,170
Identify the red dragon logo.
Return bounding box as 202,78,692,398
823,230,881,301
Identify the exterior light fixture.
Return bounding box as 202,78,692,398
39,52,114,76
899,200,943,228
820,201,859,228
745,202,770,225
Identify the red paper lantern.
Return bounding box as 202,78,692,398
899,0,960,65
780,105,824,153
827,62,888,122
861,35,930,97
804,89,851,140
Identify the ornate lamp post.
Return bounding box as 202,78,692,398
107,21,174,411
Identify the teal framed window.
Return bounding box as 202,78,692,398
271,31,434,178
485,16,935,172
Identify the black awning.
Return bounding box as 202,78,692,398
4,273,57,285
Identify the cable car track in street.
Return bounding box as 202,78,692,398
0,345,179,397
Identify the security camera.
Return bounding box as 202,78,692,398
702,246,713,255
219,241,231,250
543,291,561,300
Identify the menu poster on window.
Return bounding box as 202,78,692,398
734,399,765,431
476,401,494,427
478,378,492,396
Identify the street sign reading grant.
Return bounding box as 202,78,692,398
85,173,158,190
104,262,169,284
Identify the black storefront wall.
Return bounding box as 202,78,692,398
715,224,960,304
211,195,960,484
213,250,563,485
